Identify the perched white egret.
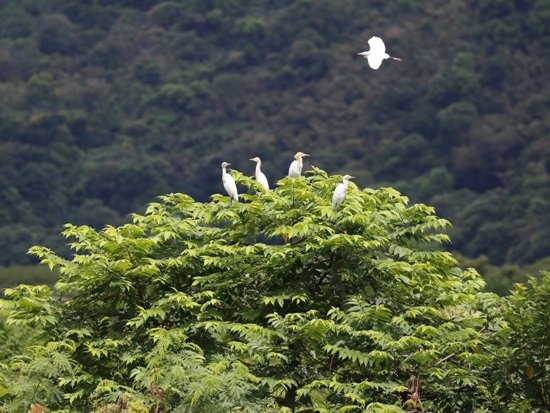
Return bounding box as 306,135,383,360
332,175,355,210
357,36,402,70
221,161,238,203
249,157,269,191
288,152,310,177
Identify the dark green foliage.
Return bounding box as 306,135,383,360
37,14,78,55
0,171,499,411
0,4,33,39
0,0,548,280
0,225,46,266
454,253,550,295
428,53,480,106
449,165,550,265
133,58,162,86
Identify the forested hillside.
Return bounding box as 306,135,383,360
0,0,548,277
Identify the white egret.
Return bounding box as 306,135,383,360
357,36,402,70
221,161,238,203
249,157,269,191
332,175,355,210
288,152,310,177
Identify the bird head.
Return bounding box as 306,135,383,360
294,152,310,160
343,174,355,181
221,161,231,168
249,157,261,163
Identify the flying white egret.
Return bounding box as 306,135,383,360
332,175,355,210
288,152,310,177
357,36,402,70
249,157,269,191
221,161,238,203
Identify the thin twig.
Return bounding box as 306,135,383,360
435,352,455,365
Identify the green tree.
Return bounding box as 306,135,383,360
0,170,498,412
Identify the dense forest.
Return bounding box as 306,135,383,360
0,0,549,290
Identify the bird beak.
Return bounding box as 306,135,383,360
249,158,254,161
226,163,231,166
302,153,310,157
349,176,356,179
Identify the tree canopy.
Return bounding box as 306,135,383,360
0,170,512,412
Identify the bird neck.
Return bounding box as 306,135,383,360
255,162,262,172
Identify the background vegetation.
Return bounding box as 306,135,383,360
0,0,548,291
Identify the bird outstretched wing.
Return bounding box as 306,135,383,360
368,36,386,54
367,55,384,69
